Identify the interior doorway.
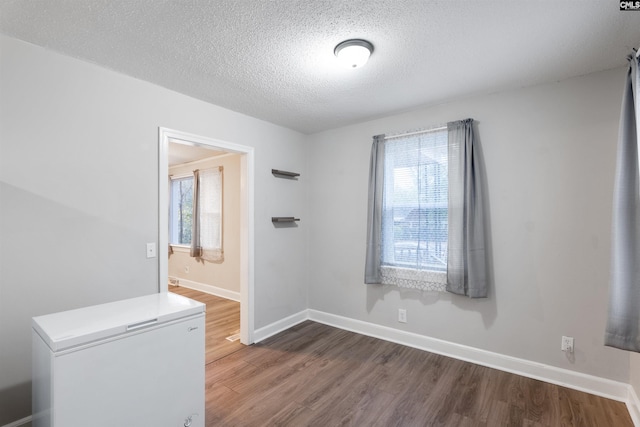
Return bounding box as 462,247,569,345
158,128,254,345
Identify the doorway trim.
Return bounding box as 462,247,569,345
158,127,255,345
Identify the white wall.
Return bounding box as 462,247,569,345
307,66,630,383
0,35,308,424
168,154,241,295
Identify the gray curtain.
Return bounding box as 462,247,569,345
364,134,385,284
190,169,202,258
446,119,488,298
605,50,640,352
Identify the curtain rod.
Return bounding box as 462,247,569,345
385,125,447,140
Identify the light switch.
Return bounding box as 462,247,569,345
146,242,156,258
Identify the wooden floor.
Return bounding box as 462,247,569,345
172,287,633,426
170,285,243,364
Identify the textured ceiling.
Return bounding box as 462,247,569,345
1,1,639,134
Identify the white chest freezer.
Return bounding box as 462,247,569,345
32,292,205,427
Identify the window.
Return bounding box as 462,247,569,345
170,167,224,262
169,176,194,246
366,119,488,297
379,128,449,291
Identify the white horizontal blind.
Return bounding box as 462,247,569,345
380,129,448,290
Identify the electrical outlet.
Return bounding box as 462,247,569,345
184,266,190,274
561,336,574,353
398,309,407,323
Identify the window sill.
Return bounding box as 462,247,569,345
170,245,190,254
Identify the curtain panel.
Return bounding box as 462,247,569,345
605,50,640,352
189,169,202,258
364,134,385,284
446,119,488,298
190,167,224,263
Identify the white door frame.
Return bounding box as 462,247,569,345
158,127,255,345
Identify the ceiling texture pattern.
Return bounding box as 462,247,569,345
1,1,639,134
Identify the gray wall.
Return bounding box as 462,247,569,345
0,35,308,424
307,66,630,383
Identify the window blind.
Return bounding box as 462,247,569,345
381,129,448,273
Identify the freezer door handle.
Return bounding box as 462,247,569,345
126,318,158,331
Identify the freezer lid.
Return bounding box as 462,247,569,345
32,292,205,352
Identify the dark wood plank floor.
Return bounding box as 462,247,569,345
173,287,633,426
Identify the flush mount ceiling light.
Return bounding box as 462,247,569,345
334,39,374,69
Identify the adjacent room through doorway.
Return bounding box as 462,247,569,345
158,127,255,346
166,141,244,361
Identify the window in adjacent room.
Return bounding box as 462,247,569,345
169,176,194,246
169,167,224,263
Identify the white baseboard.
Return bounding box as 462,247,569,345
2,415,32,427
304,309,630,403
253,310,308,343
627,385,640,426
173,278,240,302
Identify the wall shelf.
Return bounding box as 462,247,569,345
272,168,300,224
272,169,300,178
271,217,300,223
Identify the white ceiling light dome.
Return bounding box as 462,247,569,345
334,39,374,69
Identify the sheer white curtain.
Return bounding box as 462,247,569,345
190,167,224,263
605,49,640,351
